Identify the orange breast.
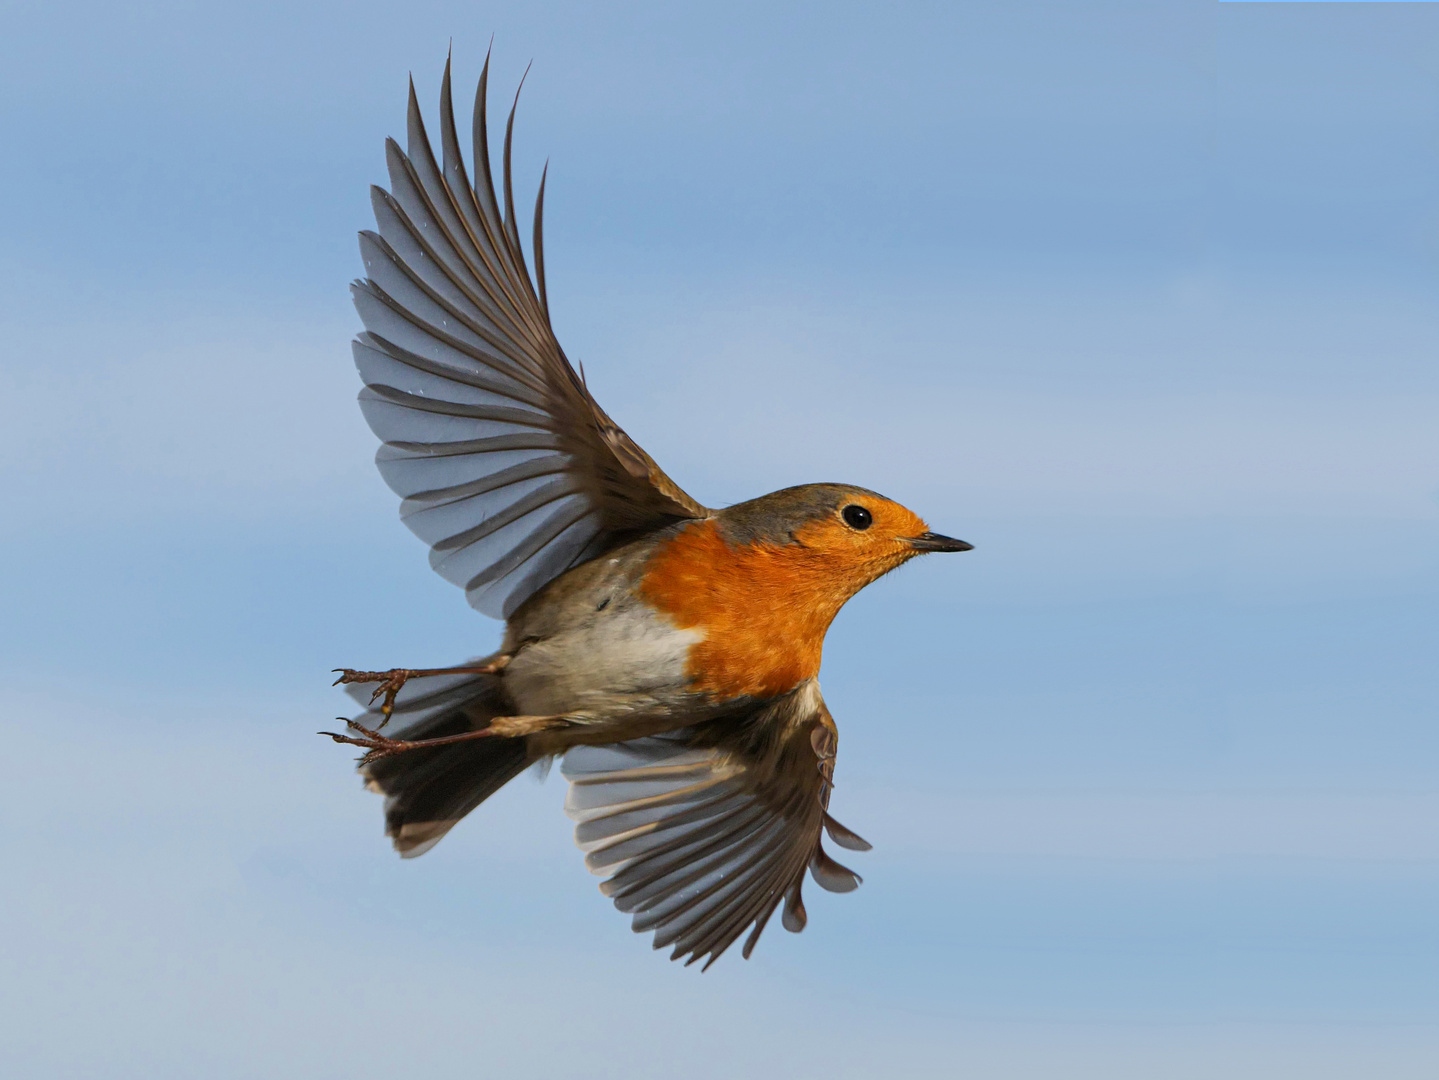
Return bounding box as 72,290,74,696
638,519,857,700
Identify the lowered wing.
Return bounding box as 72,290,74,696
561,684,872,969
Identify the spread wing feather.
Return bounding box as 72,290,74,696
561,688,869,969
353,53,708,619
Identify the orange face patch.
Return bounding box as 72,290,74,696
639,497,928,700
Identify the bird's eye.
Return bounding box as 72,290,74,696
841,504,873,530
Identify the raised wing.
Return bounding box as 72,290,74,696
352,54,708,619
561,684,872,969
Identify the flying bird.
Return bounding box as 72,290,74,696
326,52,972,970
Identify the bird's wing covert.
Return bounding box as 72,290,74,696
352,53,707,619
561,686,872,969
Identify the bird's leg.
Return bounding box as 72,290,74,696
319,712,572,765
332,656,511,727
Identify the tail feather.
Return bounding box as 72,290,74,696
355,671,532,857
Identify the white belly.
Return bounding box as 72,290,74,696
500,549,703,720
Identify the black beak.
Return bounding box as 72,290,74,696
908,532,973,553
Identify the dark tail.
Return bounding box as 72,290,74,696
345,668,533,858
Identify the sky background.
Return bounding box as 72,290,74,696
2,1,1437,1077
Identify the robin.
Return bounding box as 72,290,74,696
325,53,972,970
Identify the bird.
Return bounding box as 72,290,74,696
324,51,972,970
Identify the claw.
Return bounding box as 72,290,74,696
318,717,411,765
317,715,512,766
331,668,416,728
332,661,511,728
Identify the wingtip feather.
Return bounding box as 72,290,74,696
533,162,550,318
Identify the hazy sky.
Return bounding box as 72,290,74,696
2,3,1437,1078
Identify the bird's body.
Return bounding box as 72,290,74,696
329,54,971,969
502,484,932,737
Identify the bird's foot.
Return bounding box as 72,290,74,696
319,711,572,764
319,718,431,764
331,658,511,727
331,669,413,726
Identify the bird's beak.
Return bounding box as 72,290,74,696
907,532,974,552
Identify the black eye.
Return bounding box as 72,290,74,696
841,504,872,530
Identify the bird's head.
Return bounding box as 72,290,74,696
716,483,972,601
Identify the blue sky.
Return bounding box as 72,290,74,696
2,2,1437,1077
